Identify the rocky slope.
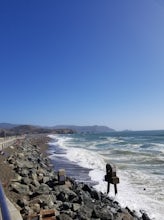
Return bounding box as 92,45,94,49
1,136,151,220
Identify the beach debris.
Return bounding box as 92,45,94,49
104,163,119,195
40,209,56,219
58,169,66,185
26,209,56,219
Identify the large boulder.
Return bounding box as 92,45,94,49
10,182,30,195
57,213,73,220
35,183,51,194
11,174,22,182
92,205,114,220
77,205,93,220
55,185,77,201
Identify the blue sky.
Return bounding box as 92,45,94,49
0,0,164,130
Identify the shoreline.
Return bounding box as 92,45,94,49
0,134,151,220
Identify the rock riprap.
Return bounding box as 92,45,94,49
6,137,151,220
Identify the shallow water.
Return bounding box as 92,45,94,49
48,131,164,220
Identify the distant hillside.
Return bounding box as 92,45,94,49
0,123,18,129
0,124,74,137
0,123,115,136
53,125,115,133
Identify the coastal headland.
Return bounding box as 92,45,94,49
0,134,151,220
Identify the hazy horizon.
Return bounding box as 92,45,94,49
1,122,164,132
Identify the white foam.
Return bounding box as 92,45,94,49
151,143,164,154
107,136,125,144
92,168,164,220
65,147,106,170
49,134,74,149
48,134,164,220
117,171,164,220
48,153,66,159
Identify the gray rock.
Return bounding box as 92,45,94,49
31,203,40,213
82,184,92,193
20,168,29,177
38,173,44,182
17,198,29,208
32,178,40,187
115,212,133,220
61,210,75,218
57,213,73,220
11,174,22,182
91,189,101,200
10,182,30,195
29,183,37,193
43,176,50,183
21,205,34,216
16,160,34,169
36,168,47,176
31,172,38,181
79,190,93,208
46,195,56,208
55,200,63,208
91,219,101,220
29,198,42,205
30,194,56,209
92,205,113,220
22,177,31,185
78,205,93,219
55,185,77,201
57,192,66,202
110,207,118,215
60,202,72,210
142,212,151,220
7,156,15,164
17,153,25,159
36,183,51,194
72,203,80,212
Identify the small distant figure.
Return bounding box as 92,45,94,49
104,163,119,195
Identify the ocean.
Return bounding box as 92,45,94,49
47,131,164,220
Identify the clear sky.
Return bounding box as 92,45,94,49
0,0,164,131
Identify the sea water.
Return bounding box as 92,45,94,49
48,131,164,220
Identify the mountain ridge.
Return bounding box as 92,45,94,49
0,123,115,135
51,125,115,133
